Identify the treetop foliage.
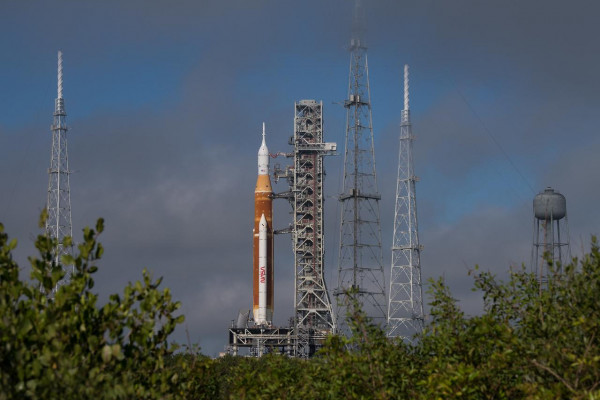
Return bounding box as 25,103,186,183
0,216,192,399
1,215,599,399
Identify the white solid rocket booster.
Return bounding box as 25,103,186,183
257,213,268,324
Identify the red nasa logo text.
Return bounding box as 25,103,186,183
260,266,266,283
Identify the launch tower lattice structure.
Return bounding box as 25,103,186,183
387,65,425,339
291,100,336,357
334,7,387,332
45,50,74,288
273,100,337,357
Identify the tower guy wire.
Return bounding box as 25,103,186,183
452,81,535,195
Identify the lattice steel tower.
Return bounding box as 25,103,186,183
45,50,74,286
273,101,337,357
387,65,424,339
334,1,387,332
291,100,337,356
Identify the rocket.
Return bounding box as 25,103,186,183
253,123,274,325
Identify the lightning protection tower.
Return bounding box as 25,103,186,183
291,100,337,357
45,50,74,288
531,187,570,290
334,0,387,333
387,65,425,340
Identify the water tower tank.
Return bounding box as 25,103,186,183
533,187,566,220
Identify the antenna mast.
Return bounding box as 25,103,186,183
45,50,74,289
335,0,387,332
387,65,425,339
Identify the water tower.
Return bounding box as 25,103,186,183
531,187,570,286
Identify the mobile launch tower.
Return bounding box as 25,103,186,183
334,0,387,332
228,107,336,358
387,65,425,339
45,50,74,289
272,100,337,357
286,100,337,356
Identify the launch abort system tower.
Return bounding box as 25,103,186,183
387,65,425,340
334,2,387,332
45,50,74,290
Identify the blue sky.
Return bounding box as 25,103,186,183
1,0,599,355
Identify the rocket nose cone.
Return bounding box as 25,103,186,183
259,213,267,230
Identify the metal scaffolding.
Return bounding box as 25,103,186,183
45,50,74,290
273,100,337,357
292,100,337,356
334,5,387,333
228,326,295,357
387,65,425,340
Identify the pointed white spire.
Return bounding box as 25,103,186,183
257,122,269,175
404,64,409,111
58,51,63,100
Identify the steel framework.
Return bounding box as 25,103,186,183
273,100,337,357
45,50,74,289
291,100,337,356
334,19,387,333
228,326,295,357
387,65,424,339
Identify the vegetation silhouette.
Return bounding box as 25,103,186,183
1,214,599,398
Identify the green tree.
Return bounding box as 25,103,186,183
413,240,600,399
4,212,600,399
219,240,600,399
305,294,418,400
0,215,188,399
471,241,600,398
